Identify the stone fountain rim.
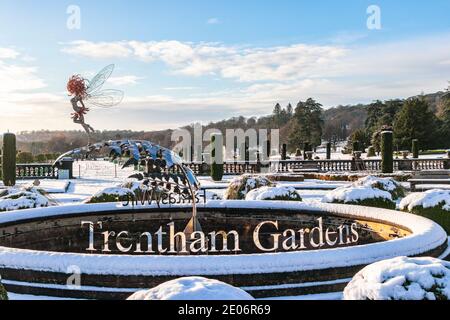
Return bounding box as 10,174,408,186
0,201,446,277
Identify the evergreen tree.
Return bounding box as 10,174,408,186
440,94,450,147
286,103,293,118
288,98,323,150
393,98,438,150
347,129,370,152
365,100,384,137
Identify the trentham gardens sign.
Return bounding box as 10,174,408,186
81,217,360,255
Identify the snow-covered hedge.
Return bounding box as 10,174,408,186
246,186,302,202
0,187,49,212
224,174,274,200
400,190,450,234
0,277,7,300
344,256,450,300
322,186,396,209
87,187,135,204
127,277,254,300
354,176,405,200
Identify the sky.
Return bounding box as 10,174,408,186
0,0,449,133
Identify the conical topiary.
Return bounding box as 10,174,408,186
2,133,16,186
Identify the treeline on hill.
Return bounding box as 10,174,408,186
347,92,450,153
7,90,449,162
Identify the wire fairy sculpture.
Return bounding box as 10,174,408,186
54,140,202,250
67,64,124,143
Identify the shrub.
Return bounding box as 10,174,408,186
400,190,449,234
210,134,224,182
35,154,47,163
2,133,16,187
127,277,254,300
354,176,405,200
322,186,396,209
381,131,393,173
87,187,135,204
412,139,419,159
246,186,302,201
224,174,274,200
0,186,49,212
344,257,450,300
17,152,34,164
281,144,287,160
326,143,332,160
0,278,8,300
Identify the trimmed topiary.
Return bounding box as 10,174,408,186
344,256,450,300
246,186,302,202
352,141,359,153
381,131,393,173
412,139,419,159
354,176,405,200
326,142,332,160
87,187,135,204
2,133,16,187
0,186,50,212
281,144,287,160
210,134,224,182
0,278,8,300
224,174,274,200
400,190,449,234
127,277,254,300
322,186,396,209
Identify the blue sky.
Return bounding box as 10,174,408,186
0,0,449,132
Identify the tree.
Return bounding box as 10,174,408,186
347,129,370,152
288,98,323,151
365,100,384,137
393,98,439,150
439,94,450,147
365,100,402,139
286,103,293,118
17,152,34,164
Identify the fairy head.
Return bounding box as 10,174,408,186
67,75,87,98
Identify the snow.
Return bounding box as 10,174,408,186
354,176,400,192
15,180,70,194
400,189,450,212
0,201,446,277
127,277,254,300
264,292,343,301
0,187,49,212
322,186,392,204
91,187,134,198
246,186,301,201
224,174,273,199
343,256,450,300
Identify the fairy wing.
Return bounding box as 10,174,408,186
85,89,124,108
86,64,115,95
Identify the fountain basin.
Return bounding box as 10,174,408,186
0,201,447,299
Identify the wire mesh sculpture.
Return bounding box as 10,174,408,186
54,140,202,243
67,65,124,143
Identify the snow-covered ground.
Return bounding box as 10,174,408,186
8,161,353,204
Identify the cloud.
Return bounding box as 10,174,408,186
0,48,20,59
62,40,347,82
4,34,450,132
107,75,143,86
207,18,221,25
61,40,132,59
0,47,46,93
